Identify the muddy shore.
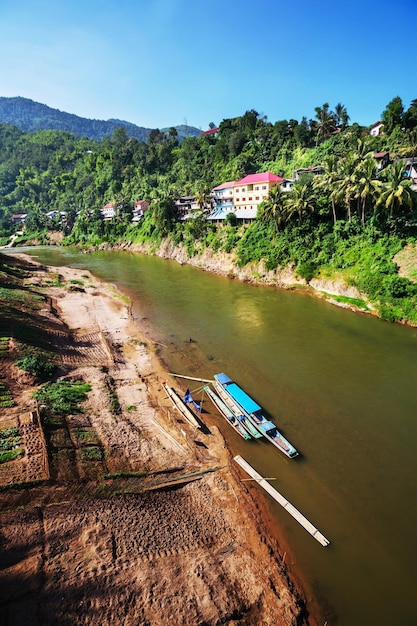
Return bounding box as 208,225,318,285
0,258,320,626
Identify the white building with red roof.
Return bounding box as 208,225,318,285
208,181,236,221
233,172,284,220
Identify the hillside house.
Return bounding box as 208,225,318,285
404,158,417,185
294,165,324,180
374,151,390,171
11,214,27,224
175,196,198,220
132,200,149,222
208,181,236,222
370,121,384,137
233,172,284,221
101,203,116,220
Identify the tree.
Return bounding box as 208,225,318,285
314,103,336,145
257,184,287,232
334,103,350,129
313,155,340,224
355,157,382,226
376,161,415,218
381,96,404,134
285,183,315,224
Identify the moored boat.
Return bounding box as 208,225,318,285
212,380,263,439
214,373,298,458
162,382,201,429
204,385,251,440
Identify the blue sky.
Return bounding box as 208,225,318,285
0,0,415,131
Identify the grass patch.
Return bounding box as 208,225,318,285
35,380,91,416
325,294,369,309
103,471,148,479
80,446,104,461
73,429,100,445
0,448,24,464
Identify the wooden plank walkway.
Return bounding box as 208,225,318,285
234,455,330,547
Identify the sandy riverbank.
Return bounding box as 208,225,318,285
0,259,319,625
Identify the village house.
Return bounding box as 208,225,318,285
370,121,384,137
294,165,325,180
404,157,417,186
174,196,199,220
101,203,116,220
132,200,149,222
207,181,236,222
233,172,284,221
374,151,390,170
11,214,27,224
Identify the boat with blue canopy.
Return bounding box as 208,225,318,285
204,385,251,440
211,380,263,439
214,373,298,458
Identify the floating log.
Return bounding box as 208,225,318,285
234,455,330,547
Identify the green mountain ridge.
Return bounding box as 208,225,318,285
0,96,201,142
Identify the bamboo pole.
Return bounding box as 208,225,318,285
168,372,213,383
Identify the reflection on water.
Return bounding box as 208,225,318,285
12,246,417,626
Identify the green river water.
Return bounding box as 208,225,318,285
15,247,417,625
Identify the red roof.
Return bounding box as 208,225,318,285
235,172,284,186
212,181,236,190
370,120,383,128
374,151,389,158
200,127,219,136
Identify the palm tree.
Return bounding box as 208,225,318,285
333,153,358,222
314,103,336,145
313,155,340,224
334,103,350,129
376,161,415,218
354,157,382,226
285,183,315,224
257,184,287,232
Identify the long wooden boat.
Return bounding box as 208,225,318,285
162,382,201,429
212,380,263,440
204,385,251,440
214,373,299,458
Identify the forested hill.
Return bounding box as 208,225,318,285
0,96,201,141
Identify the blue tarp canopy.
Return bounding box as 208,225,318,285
215,373,232,385
225,383,261,414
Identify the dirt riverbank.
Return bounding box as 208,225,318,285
0,258,319,626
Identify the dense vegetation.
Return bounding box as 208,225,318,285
1,96,417,323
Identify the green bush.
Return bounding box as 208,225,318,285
16,355,56,379
0,448,24,464
35,381,91,416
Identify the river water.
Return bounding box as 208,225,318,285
16,247,417,625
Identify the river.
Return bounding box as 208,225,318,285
15,247,417,625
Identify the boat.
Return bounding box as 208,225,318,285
162,382,201,429
204,385,251,440
214,373,299,458
211,380,263,439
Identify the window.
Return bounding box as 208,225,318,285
255,186,259,190
242,198,246,202
248,197,252,201
235,188,239,193
262,185,267,190
255,196,259,201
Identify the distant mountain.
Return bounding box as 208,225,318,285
0,96,201,142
